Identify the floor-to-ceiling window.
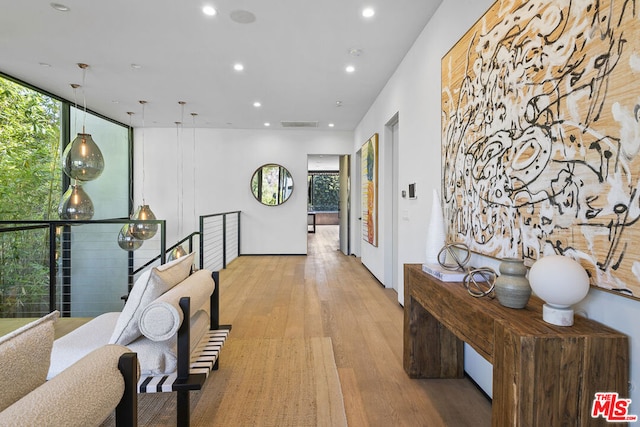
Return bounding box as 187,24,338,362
0,74,131,317
0,76,61,317
67,105,131,316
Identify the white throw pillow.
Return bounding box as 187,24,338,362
109,252,194,345
0,311,59,412
138,269,215,342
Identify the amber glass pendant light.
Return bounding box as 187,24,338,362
130,100,158,240
117,223,143,251
167,245,187,261
166,102,189,262
59,64,103,220
117,112,144,250
130,204,158,240
62,132,104,181
58,181,94,220
62,64,104,182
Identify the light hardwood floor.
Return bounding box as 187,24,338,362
218,225,491,426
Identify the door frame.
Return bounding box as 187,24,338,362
384,113,399,292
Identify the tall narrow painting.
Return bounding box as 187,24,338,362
362,133,378,247
441,0,640,299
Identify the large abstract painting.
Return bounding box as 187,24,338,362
362,133,378,247
442,0,640,298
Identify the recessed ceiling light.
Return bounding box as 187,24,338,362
50,3,70,12
264,122,271,127
328,123,335,128
234,63,244,71
345,65,355,73
362,7,375,18
202,5,217,16
253,101,261,107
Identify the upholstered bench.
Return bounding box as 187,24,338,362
48,253,230,427
0,311,138,427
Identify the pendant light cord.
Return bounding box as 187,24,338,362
71,84,79,134
191,113,197,226
140,101,147,205
75,63,89,134
81,66,87,133
127,112,135,215
178,101,186,240
175,120,182,239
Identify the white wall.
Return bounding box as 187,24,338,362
133,127,352,255
354,0,640,407
354,0,490,300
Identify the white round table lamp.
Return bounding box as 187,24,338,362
528,255,590,326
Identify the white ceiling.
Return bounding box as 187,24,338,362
0,0,441,130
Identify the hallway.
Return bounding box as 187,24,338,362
216,225,492,426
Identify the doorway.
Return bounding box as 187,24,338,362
307,155,349,254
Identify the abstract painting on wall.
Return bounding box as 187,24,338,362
441,0,640,298
362,133,378,247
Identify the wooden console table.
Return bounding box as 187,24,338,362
403,264,629,426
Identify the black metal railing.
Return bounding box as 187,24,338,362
0,219,165,318
134,232,200,278
199,211,241,271
0,211,241,319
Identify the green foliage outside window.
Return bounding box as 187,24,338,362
0,77,61,220
308,173,339,212
0,76,61,316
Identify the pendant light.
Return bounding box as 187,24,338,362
131,203,158,240
58,182,94,220
130,100,158,240
62,63,105,182
167,245,187,261
117,223,143,251
62,133,104,181
58,64,103,220
167,102,187,262
118,111,143,251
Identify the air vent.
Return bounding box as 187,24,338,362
280,121,319,128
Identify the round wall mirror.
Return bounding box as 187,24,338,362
251,163,294,206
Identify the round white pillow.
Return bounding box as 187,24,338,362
139,301,183,342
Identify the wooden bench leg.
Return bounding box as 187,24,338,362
177,390,190,427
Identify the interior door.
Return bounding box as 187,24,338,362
339,155,350,255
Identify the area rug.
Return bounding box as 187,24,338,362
102,337,348,426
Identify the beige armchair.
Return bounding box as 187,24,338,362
0,311,138,427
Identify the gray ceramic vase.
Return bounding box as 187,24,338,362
494,258,531,309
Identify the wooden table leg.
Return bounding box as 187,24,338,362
403,295,464,378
